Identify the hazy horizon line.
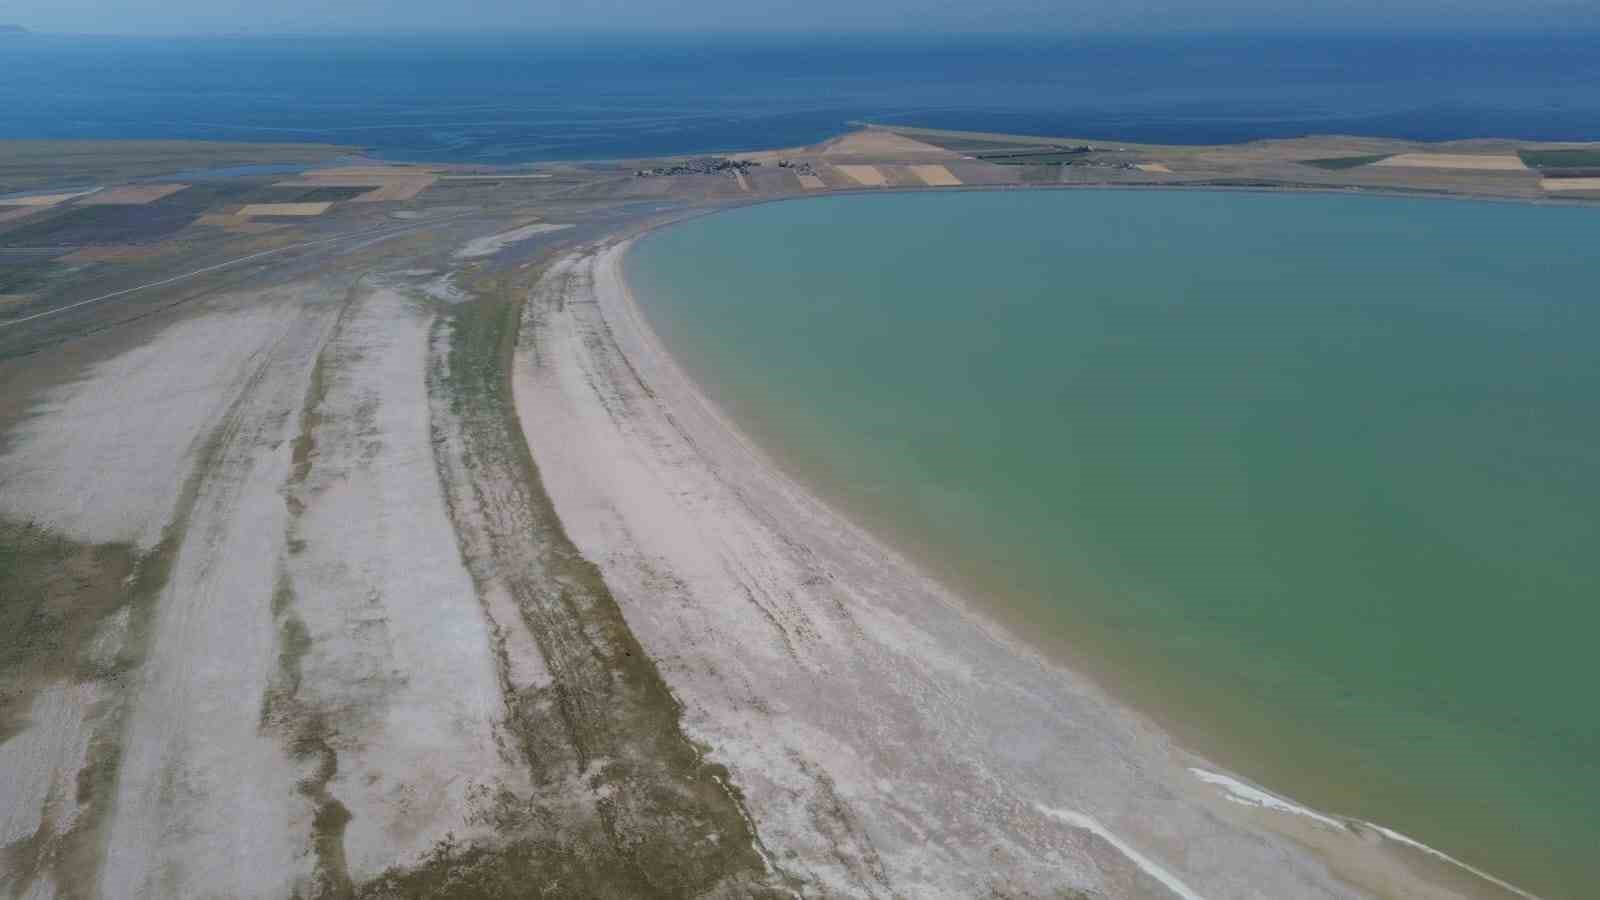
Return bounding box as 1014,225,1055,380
9,25,1600,39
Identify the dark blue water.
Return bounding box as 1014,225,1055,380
3,33,1599,162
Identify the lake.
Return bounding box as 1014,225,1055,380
627,189,1600,898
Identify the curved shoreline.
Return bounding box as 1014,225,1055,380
609,193,1559,899
507,209,1541,898
609,219,1541,899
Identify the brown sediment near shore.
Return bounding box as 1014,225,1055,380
507,231,1540,899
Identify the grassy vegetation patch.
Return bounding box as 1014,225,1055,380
0,204,197,246
0,522,137,742
0,140,354,196
976,147,1095,165
0,258,62,295
984,153,1082,166
377,265,791,897
1519,149,1600,169
1300,154,1392,170
158,180,263,209
1018,164,1063,183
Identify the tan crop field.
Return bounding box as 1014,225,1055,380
1540,177,1600,191
237,202,332,217
820,129,955,157
908,164,963,185
1372,153,1529,171
797,174,826,189
835,164,888,186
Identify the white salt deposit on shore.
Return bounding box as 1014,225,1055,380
454,222,572,258
508,236,1536,898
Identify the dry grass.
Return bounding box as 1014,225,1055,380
1372,153,1529,171
908,164,963,186
78,184,188,205
834,165,888,186
237,202,332,217
1136,163,1175,174
797,174,826,190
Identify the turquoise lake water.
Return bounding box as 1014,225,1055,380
627,190,1600,898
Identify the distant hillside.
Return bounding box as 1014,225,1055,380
0,24,29,34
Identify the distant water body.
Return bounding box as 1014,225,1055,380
628,190,1600,899
3,33,1600,161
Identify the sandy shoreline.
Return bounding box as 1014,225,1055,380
508,232,1537,899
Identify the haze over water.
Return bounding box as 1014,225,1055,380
4,34,1600,160
628,190,1600,898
